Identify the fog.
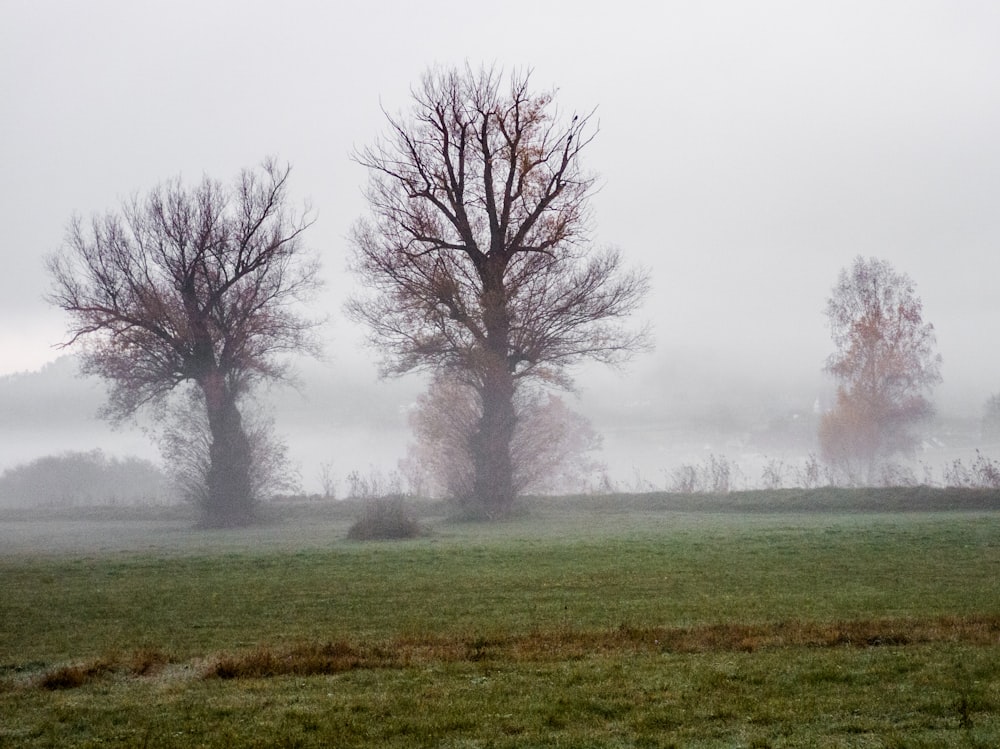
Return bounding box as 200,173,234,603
2,2,1000,497
2,351,995,502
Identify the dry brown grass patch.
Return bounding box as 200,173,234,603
198,614,1000,681
27,616,999,688
39,656,117,690
37,649,172,690
206,640,396,679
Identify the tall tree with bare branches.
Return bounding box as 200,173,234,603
819,256,941,484
349,66,648,517
48,159,320,526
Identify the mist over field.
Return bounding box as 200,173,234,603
0,351,996,506
3,12,1000,744
2,2,1000,507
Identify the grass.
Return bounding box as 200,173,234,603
2,492,1000,746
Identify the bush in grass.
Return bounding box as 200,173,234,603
347,496,421,540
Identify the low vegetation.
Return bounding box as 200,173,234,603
2,492,999,746
345,496,422,540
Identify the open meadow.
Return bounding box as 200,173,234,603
2,490,1000,747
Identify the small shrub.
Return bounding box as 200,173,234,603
943,451,1000,489
794,453,826,489
760,458,786,491
344,468,403,499
670,464,699,493
943,458,972,487
876,462,918,488
668,455,739,494
971,450,1000,488
705,454,734,493
347,496,421,540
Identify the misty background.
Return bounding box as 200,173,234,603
2,2,999,497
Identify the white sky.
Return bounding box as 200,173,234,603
3,0,999,414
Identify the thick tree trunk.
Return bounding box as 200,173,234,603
199,372,254,527
468,263,517,517
469,364,516,517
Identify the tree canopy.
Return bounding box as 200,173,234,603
48,159,320,526
349,65,648,516
820,256,941,484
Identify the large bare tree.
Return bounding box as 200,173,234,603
349,66,648,517
47,159,320,526
819,256,941,484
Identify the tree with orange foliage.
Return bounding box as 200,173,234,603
819,257,941,484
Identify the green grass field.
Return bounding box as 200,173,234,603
2,492,999,747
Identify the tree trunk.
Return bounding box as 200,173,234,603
470,364,516,517
199,371,254,527
468,262,517,517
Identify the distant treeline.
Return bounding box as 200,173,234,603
0,450,175,507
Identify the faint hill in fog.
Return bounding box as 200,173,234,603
0,355,426,489
0,357,146,471
0,356,107,428
0,449,171,508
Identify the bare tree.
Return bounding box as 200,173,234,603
819,256,941,484
47,159,320,526
349,65,648,517
400,373,603,502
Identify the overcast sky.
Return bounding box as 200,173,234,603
3,0,999,416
